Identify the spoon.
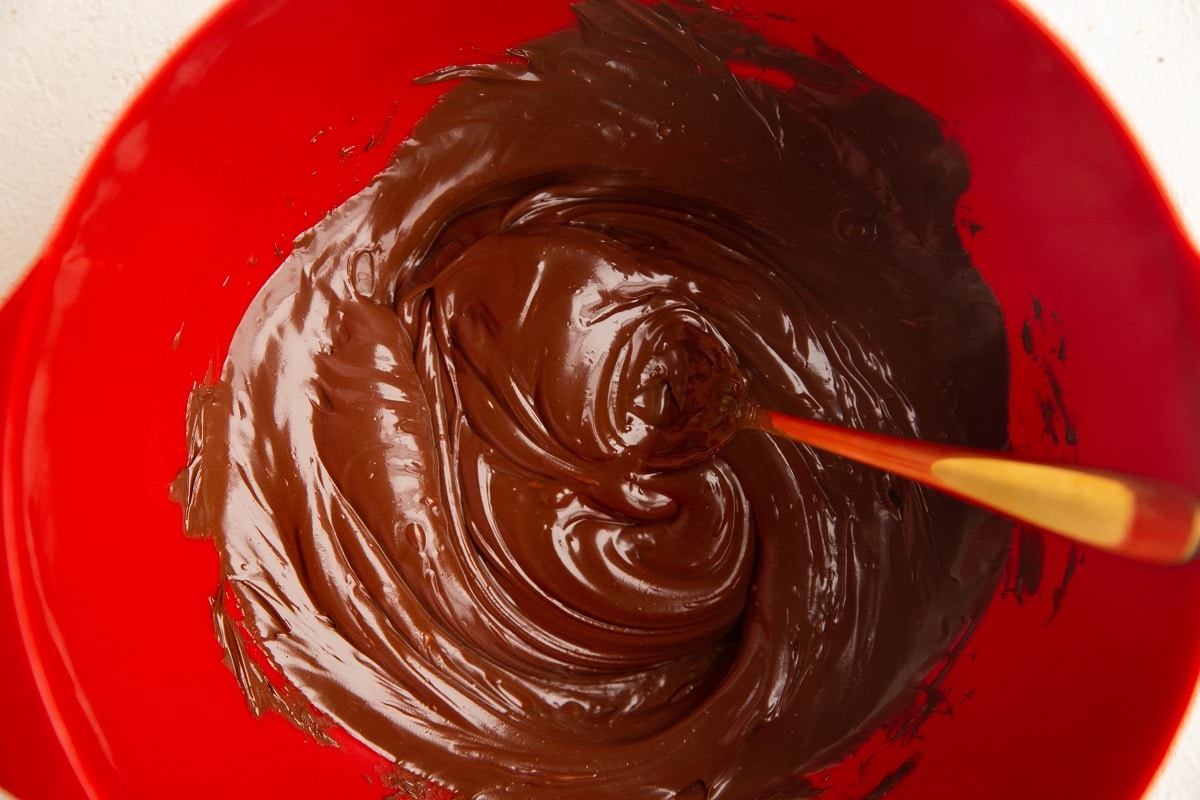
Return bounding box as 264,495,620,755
667,347,1200,565
756,408,1200,565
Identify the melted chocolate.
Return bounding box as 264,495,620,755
176,1,1010,797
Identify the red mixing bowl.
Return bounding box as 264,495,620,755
3,1,1199,798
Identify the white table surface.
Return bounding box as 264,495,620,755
1,1,1197,798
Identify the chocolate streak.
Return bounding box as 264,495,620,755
177,1,1010,797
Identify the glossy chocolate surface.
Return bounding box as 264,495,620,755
176,1,1010,796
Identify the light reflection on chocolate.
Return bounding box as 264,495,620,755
174,1,1011,796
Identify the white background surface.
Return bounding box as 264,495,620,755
0,1,1197,798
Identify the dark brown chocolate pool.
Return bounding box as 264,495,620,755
175,1,1010,797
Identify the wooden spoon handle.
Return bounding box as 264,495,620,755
762,410,1200,565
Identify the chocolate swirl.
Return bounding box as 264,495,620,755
177,1,1010,797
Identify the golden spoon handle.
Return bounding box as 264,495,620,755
761,410,1200,565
